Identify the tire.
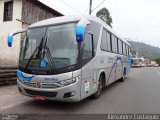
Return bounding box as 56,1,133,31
119,69,125,82
92,75,103,99
119,73,125,82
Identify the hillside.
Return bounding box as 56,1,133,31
127,41,160,60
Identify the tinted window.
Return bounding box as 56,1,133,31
101,29,107,51
107,32,111,51
126,45,128,56
86,21,101,51
83,33,93,59
123,42,126,55
111,35,117,53
127,45,130,56
115,37,118,53
128,46,131,55
118,39,123,54
19,23,79,69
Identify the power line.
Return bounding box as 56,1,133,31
92,0,106,13
59,0,82,14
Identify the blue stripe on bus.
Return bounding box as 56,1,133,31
17,69,35,81
107,56,123,83
126,55,132,75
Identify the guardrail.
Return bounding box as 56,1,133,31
0,66,17,85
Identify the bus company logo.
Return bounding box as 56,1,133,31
44,78,58,82
31,70,47,75
36,82,42,88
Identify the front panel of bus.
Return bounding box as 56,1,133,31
17,20,101,101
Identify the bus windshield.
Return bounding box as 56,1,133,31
19,23,79,69
132,59,140,64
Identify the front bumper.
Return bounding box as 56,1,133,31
17,79,81,102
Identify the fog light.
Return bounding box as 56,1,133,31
63,91,76,98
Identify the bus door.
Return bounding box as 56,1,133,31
81,33,95,99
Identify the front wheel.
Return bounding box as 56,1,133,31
91,75,103,99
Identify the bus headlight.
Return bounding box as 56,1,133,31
58,76,81,86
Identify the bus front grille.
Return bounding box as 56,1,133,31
22,82,61,89
42,83,62,88
23,82,36,88
24,89,57,98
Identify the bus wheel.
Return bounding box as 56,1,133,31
119,74,125,82
92,75,103,99
119,69,125,82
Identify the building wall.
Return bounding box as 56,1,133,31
0,0,62,66
22,0,61,24
0,0,22,66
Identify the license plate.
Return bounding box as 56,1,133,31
35,96,46,100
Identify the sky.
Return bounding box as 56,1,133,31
39,0,160,47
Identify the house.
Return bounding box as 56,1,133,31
0,0,63,66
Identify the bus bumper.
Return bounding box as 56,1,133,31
17,79,81,102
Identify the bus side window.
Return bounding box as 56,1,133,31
123,42,126,55
126,45,128,56
101,29,107,51
107,32,111,52
111,35,116,53
129,46,131,55
118,39,123,55
115,37,118,54
83,33,93,59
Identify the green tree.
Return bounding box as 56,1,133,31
96,7,113,28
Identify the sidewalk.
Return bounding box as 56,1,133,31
0,85,29,111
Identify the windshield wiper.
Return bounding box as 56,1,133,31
25,36,57,73
25,37,44,69
42,37,57,72
25,47,38,69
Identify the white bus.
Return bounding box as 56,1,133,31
8,16,131,102
132,57,144,67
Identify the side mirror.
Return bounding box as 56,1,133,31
76,26,85,42
7,29,26,47
8,35,13,47
76,19,90,43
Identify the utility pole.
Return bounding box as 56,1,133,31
89,0,92,15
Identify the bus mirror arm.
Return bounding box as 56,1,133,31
8,29,26,47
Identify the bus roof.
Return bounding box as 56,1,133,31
29,15,130,46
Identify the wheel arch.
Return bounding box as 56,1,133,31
96,70,106,89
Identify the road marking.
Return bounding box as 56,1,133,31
0,98,31,111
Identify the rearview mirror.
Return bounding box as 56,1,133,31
76,19,90,43
8,35,13,47
76,26,85,42
7,29,26,47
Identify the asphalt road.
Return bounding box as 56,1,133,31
1,67,160,114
